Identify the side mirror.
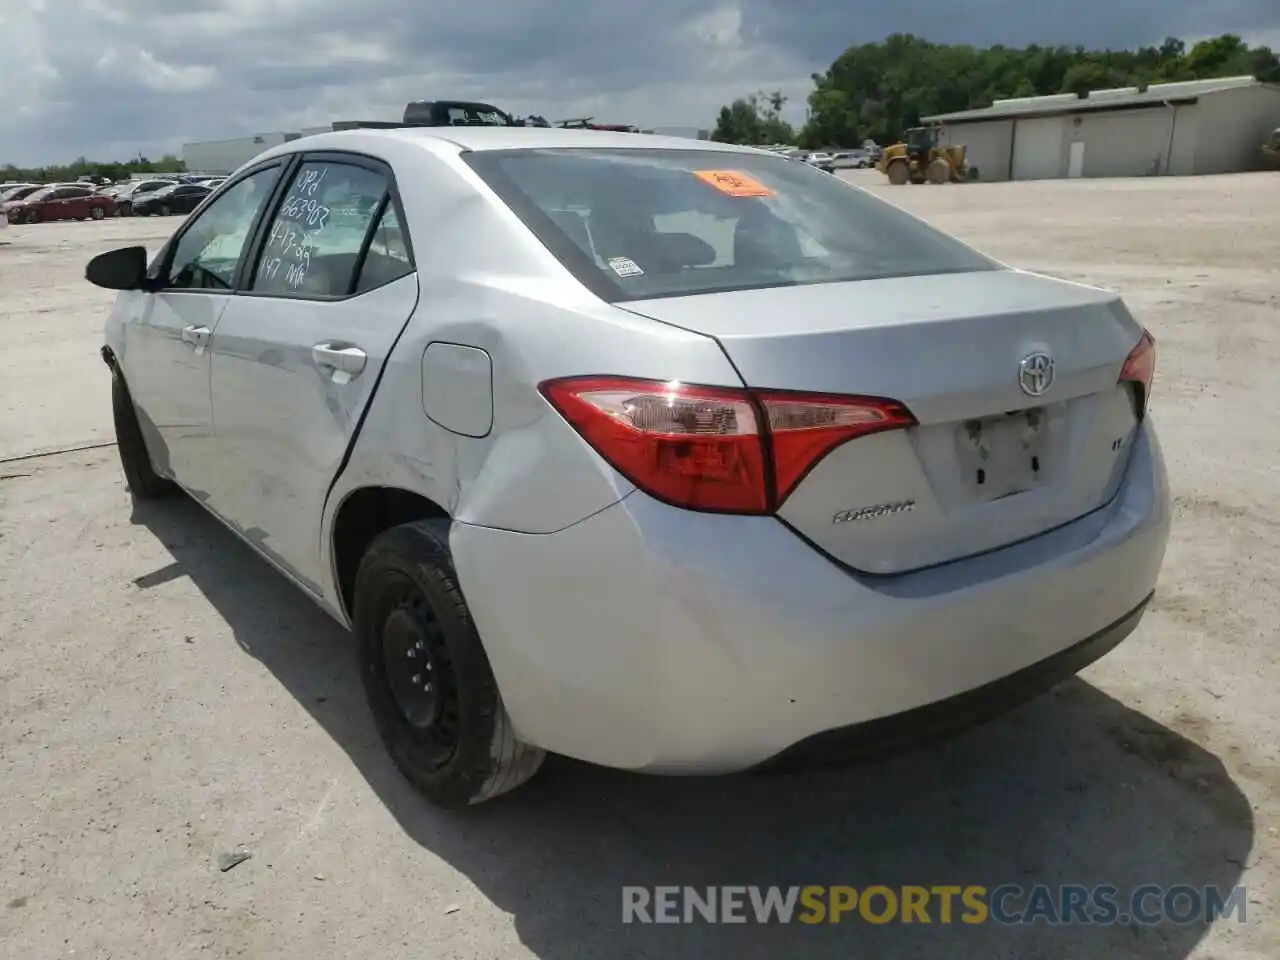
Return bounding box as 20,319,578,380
86,245,150,291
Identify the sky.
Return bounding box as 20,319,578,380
2,0,1278,167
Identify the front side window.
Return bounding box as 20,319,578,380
166,166,280,290
250,160,390,297
464,147,997,301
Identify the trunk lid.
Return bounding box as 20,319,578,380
622,268,1145,574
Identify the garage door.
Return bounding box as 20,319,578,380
1079,110,1175,177
1012,118,1065,180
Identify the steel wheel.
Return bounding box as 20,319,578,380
354,518,546,807
377,575,461,769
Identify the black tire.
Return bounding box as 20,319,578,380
90,206,106,220
111,367,176,499
354,519,546,808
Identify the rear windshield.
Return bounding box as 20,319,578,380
464,147,997,301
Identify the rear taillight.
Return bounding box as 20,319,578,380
539,376,916,514
1119,328,1157,417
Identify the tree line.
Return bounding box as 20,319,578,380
713,33,1280,149
2,154,186,185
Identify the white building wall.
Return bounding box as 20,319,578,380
1066,107,1180,177
1166,104,1201,175
936,120,1013,181
1192,84,1280,174
1011,116,1067,179
181,132,289,175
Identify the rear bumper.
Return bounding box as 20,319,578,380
763,590,1151,769
451,419,1170,773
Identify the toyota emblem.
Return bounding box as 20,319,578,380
1018,351,1054,397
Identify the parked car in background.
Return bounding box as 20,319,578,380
2,184,48,211
831,150,873,169
804,151,837,173
113,179,178,216
2,183,84,214
0,181,38,196
195,177,226,190
6,183,117,223
131,182,211,217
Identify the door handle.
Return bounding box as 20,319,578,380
181,325,210,352
312,342,367,381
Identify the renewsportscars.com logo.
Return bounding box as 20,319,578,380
621,885,1249,926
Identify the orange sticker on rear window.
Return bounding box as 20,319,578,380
693,169,775,197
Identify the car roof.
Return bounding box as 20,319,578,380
386,126,756,154
287,126,765,156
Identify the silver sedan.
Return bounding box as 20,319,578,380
87,126,1170,807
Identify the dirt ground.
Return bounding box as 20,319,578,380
1,170,1277,959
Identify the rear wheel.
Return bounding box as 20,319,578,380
886,160,910,185
926,158,951,184
90,206,106,220
110,367,176,500
354,519,546,808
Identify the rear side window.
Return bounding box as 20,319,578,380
250,160,393,298
354,204,412,293
464,148,997,301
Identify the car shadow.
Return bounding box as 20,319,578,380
130,497,1253,959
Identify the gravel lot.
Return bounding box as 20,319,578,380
1,170,1277,959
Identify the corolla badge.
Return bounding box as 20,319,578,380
832,500,916,524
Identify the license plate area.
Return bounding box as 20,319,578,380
955,407,1047,501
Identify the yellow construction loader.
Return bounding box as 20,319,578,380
877,126,974,184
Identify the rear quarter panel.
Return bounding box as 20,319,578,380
320,143,743,615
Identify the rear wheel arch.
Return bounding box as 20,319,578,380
331,486,450,620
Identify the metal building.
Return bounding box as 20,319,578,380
641,126,712,139
181,132,301,176
924,76,1280,181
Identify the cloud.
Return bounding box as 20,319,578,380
3,0,1277,166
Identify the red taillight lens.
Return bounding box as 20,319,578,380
539,376,916,514
1119,329,1157,416
759,391,916,502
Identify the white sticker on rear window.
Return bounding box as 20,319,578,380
608,256,644,278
